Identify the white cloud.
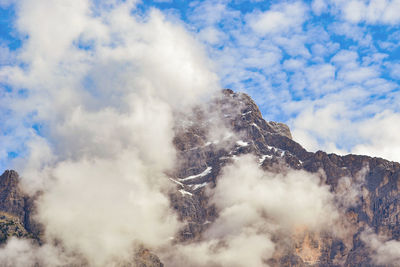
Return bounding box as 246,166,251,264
0,238,78,267
189,0,233,26
164,155,340,266
283,58,306,71
0,0,220,265
389,63,400,79
291,102,352,153
328,0,400,25
311,0,328,15
198,26,226,45
247,2,308,35
352,111,400,161
305,63,336,92
342,0,366,23
338,66,378,84
361,228,400,265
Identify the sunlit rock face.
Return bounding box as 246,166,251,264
1,90,400,266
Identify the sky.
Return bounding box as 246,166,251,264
1,0,400,171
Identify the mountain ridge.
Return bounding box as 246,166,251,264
0,89,399,266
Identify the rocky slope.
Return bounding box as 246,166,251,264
1,89,400,266
170,89,400,266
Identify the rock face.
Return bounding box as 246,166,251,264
170,89,400,266
0,170,27,224
0,170,38,243
1,89,400,266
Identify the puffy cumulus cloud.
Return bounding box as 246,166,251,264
163,155,339,266
247,1,308,35
0,0,220,265
361,228,400,265
37,151,181,266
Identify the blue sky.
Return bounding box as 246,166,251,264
1,0,400,171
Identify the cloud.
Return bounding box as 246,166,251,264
291,103,400,162
0,237,78,267
37,151,181,266
247,2,308,35
291,102,352,153
164,155,340,266
311,0,328,15
1,0,400,264
208,156,338,231
323,0,400,25
336,164,368,208
361,228,400,265
352,110,400,161
389,62,400,79
198,26,226,45
0,0,220,265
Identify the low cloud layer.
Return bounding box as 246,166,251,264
164,155,340,266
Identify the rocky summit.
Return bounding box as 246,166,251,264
1,90,400,266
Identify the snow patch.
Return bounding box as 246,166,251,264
191,182,209,190
169,178,184,187
179,167,212,181
179,189,193,196
259,154,273,165
205,140,219,146
236,140,249,147
251,123,260,130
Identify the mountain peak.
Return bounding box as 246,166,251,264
0,91,400,266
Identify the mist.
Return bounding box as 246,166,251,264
163,155,342,267
0,0,219,265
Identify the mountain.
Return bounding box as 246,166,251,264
1,89,399,266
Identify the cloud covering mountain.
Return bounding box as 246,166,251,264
0,1,400,266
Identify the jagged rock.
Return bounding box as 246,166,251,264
268,121,292,140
